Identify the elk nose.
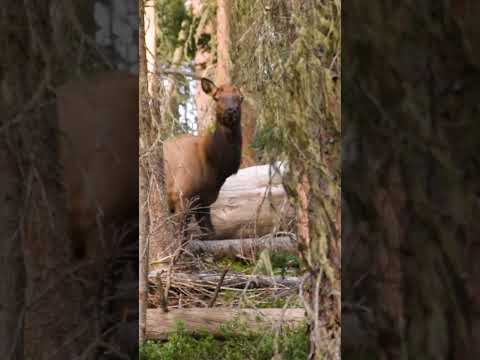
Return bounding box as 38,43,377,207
226,108,237,117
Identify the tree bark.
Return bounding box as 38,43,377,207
161,20,189,128
6,2,96,358
1,8,27,359
144,0,156,95
0,127,24,359
139,1,149,344
22,109,83,360
139,162,149,344
195,0,236,133
238,100,258,167
343,1,480,359
215,0,232,85
190,0,216,132
146,12,185,269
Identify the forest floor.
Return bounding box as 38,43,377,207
143,247,309,360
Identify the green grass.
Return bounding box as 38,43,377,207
215,252,302,308
270,251,300,271
140,321,308,360
216,251,301,276
255,295,302,309
216,258,254,273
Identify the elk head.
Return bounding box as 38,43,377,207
201,78,244,128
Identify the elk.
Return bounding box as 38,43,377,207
164,78,244,239
57,71,138,259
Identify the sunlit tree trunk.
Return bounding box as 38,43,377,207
189,0,215,133
144,0,156,95
193,0,256,166
139,1,149,344
343,1,480,359
215,0,231,85
215,0,256,166
141,1,176,271
162,19,189,130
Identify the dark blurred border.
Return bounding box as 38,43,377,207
342,1,480,359
1,1,138,359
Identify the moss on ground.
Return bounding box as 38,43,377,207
140,321,308,360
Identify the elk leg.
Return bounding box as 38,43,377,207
194,206,214,240
180,212,193,243
173,200,189,243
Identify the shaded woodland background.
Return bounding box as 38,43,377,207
2,1,138,359
343,1,480,359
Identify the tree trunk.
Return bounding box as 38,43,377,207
144,0,156,95
215,0,232,85
161,20,189,129
0,126,24,359
343,1,480,359
5,2,95,358
139,162,149,344
22,108,85,358
1,8,27,359
141,3,176,270
146,146,177,268
146,308,305,340
186,236,296,258
227,1,340,358
192,0,257,165
238,100,258,167
190,0,216,133
215,0,256,166
139,1,149,344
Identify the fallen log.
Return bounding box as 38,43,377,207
208,164,294,239
148,270,300,290
146,308,305,340
186,235,297,257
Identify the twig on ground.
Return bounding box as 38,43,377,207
156,272,168,313
208,268,229,308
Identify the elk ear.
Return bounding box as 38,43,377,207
201,78,218,96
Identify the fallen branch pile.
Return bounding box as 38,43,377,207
148,269,300,309
149,270,300,289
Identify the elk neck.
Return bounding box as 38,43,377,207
205,120,242,186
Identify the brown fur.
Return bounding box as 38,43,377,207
57,71,138,258
164,78,244,238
